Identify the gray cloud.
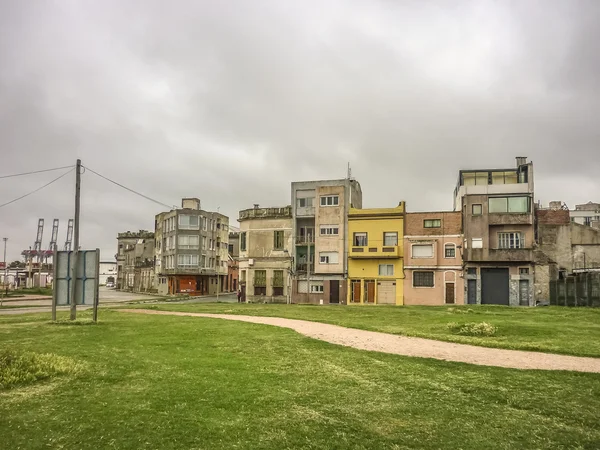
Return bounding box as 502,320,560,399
1,0,599,261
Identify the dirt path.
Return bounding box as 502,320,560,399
120,309,600,373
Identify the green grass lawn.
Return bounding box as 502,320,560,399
135,303,600,357
1,310,600,449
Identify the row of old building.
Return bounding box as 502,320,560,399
116,156,600,306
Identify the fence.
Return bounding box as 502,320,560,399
550,273,600,307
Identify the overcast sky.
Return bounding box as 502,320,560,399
1,0,599,261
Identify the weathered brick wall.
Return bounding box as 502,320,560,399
405,212,462,236
536,209,570,225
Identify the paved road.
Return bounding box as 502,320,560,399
0,289,237,315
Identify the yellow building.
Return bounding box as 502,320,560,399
347,203,405,305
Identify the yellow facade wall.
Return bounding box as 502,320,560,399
346,205,405,305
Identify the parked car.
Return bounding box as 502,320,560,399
105,281,115,288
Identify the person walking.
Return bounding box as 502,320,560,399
237,289,242,303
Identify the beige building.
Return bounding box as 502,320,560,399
238,205,293,303
291,178,362,304
403,212,464,305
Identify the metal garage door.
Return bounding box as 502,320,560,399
377,281,396,305
481,268,509,305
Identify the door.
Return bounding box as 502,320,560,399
365,280,375,303
241,284,246,302
377,281,396,305
445,282,455,304
519,280,529,306
481,268,509,305
352,281,361,303
467,279,477,304
329,280,339,304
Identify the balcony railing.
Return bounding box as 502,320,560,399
488,213,533,225
296,263,314,273
349,245,400,259
296,235,315,245
465,248,533,262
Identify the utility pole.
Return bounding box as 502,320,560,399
2,238,7,306
69,159,81,320
306,238,311,304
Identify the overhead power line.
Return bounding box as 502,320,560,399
82,165,173,210
0,168,75,209
0,165,74,179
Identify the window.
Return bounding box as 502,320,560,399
179,215,200,230
378,264,394,276
472,204,482,215
413,271,434,287
424,219,441,228
297,197,314,208
444,244,456,258
274,230,284,250
519,268,530,275
228,244,234,254
584,217,592,226
310,283,324,293
353,232,368,246
178,235,199,249
319,252,339,264
177,254,198,267
202,217,208,231
240,270,246,282
412,244,433,258
467,268,477,275
273,270,284,287
471,238,483,249
254,270,266,287
320,226,339,236
383,232,398,246
488,197,530,214
240,232,247,251
498,232,524,249
320,195,339,207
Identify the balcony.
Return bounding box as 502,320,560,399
349,245,400,259
488,213,533,225
296,235,315,245
465,248,533,262
295,263,314,273
296,206,315,217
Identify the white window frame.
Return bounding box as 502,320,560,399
320,195,339,207
310,283,324,293
178,235,199,250
413,271,435,288
320,225,339,236
498,232,524,249
424,219,441,228
383,232,398,246
353,232,368,246
297,197,314,208
179,215,200,230
177,254,199,267
444,243,456,259
319,252,339,264
411,243,434,259
378,264,394,276
471,238,483,249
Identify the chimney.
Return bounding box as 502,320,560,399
516,156,527,167
253,204,259,209
549,201,562,211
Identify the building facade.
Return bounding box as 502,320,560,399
99,261,117,286
347,204,405,305
116,230,154,290
122,237,156,293
154,198,229,296
291,178,362,304
238,205,293,303
403,211,463,305
454,157,535,306
570,202,600,227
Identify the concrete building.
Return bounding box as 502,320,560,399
116,230,154,290
535,203,600,300
291,178,363,304
238,205,293,303
155,198,229,296
570,202,600,227
99,261,117,286
347,204,405,305
122,237,155,292
403,211,464,305
227,231,240,292
454,157,535,306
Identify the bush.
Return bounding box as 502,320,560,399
447,322,497,337
0,349,84,390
